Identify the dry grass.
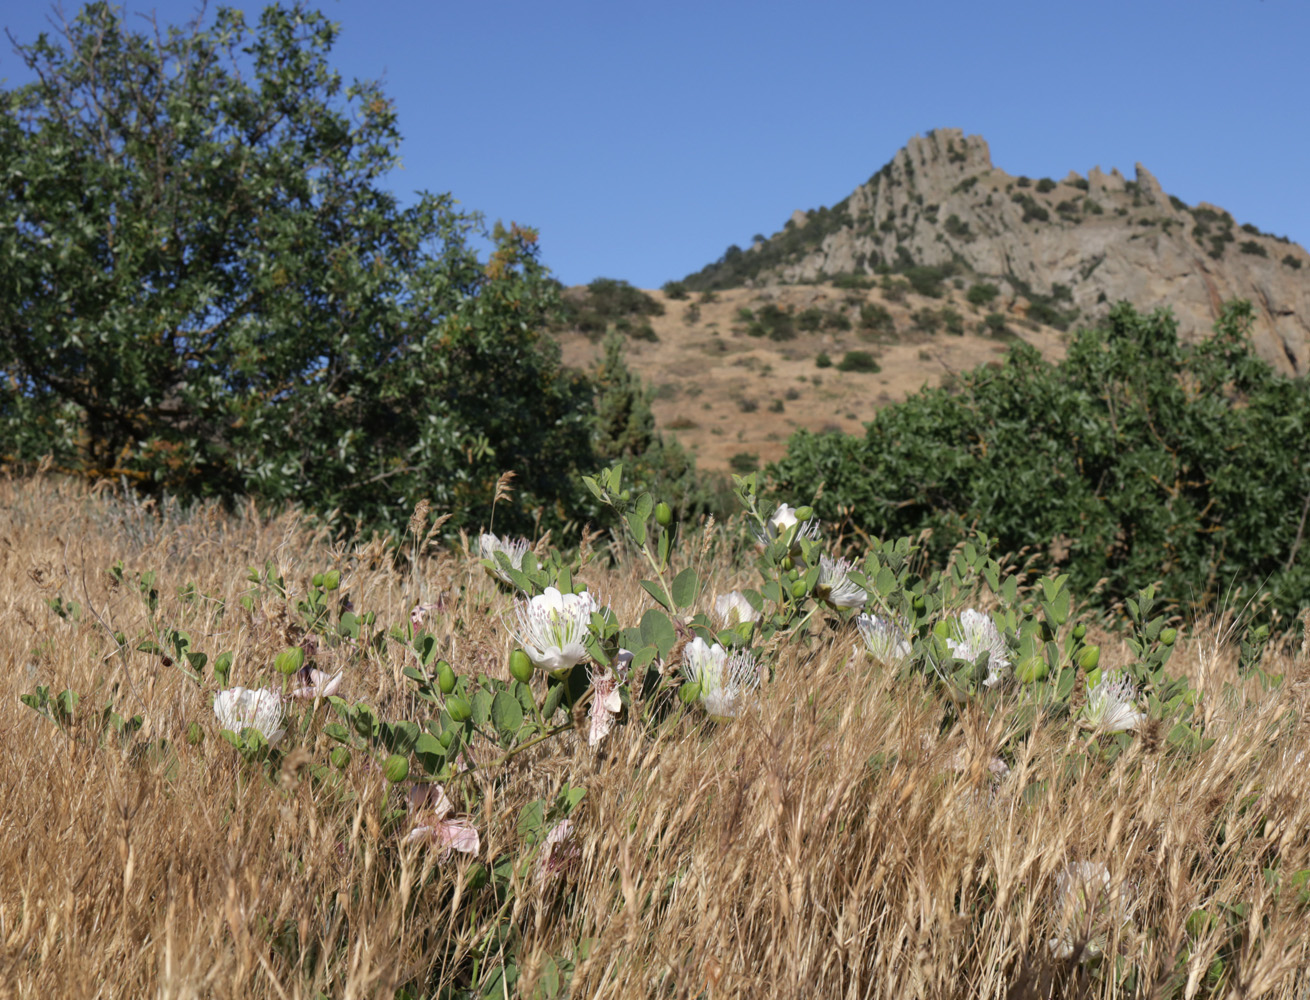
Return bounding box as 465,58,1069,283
3,475,1310,999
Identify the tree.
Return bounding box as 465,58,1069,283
0,2,594,533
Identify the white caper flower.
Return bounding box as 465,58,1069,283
511,587,599,677
1047,861,1135,963
479,532,529,585
856,613,912,665
947,609,1011,687
681,637,760,722
213,686,285,745
816,555,868,609
714,591,759,627
755,502,820,550
1082,671,1146,734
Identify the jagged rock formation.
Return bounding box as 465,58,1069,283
683,129,1310,373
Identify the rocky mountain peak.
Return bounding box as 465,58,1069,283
683,129,1309,374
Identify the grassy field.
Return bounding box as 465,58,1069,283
3,475,1309,999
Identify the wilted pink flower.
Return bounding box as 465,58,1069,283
410,602,441,628
537,819,580,882
588,666,622,748
404,784,480,857
288,667,343,700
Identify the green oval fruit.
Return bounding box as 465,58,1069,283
436,660,456,694
787,568,800,582
794,506,814,521
790,579,808,599
312,572,324,588
446,695,471,722
912,595,927,614
274,646,305,675
780,556,794,571
1159,628,1178,647
1072,624,1087,640
1077,645,1101,670
438,728,455,750
508,649,534,684
1016,657,1049,683
383,754,409,783
655,502,673,527
330,747,351,769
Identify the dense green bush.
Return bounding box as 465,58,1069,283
836,351,880,373
859,303,895,335
772,301,1310,618
967,283,1000,307
0,2,600,537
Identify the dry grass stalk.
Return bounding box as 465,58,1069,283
1,476,1308,998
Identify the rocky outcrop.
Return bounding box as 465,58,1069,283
689,129,1310,374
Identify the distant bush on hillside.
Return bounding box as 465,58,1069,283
836,350,880,373
771,301,1310,617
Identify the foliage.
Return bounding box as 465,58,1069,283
661,280,689,299
557,277,664,336
772,300,1310,618
0,2,594,538
968,283,1000,307
745,303,797,341
836,350,880,373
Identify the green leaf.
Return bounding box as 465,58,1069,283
471,689,494,727
638,579,671,611
491,690,524,740
626,510,647,547
671,567,699,609
639,608,677,659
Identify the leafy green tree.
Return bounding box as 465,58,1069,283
0,2,593,533
772,301,1310,617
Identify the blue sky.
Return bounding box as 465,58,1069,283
4,0,1308,289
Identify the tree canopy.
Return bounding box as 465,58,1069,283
0,2,594,534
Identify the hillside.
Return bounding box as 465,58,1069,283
554,278,1068,473
682,128,1310,376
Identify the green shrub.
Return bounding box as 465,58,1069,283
728,452,759,473
825,311,852,332
902,265,948,298
982,313,1010,337
967,283,999,307
1283,255,1303,269
941,308,965,336
772,300,1310,617
943,214,973,240
836,351,881,373
1035,178,1056,193
881,277,911,303
1239,241,1268,257
749,303,796,341
913,308,941,334
860,303,894,334
815,352,833,368
832,273,874,290
1083,198,1104,215
798,308,826,333
662,280,689,299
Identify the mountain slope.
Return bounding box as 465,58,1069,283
683,129,1310,374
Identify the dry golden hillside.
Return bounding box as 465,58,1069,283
554,281,1069,472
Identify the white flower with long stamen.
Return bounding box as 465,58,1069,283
681,637,760,722
404,784,479,857
947,609,1011,687
479,532,529,585
288,667,343,700
587,665,622,748
512,587,599,677
714,591,759,627
1047,861,1135,962
1082,671,1146,734
816,555,868,609
755,502,820,552
857,613,912,665
213,686,285,745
